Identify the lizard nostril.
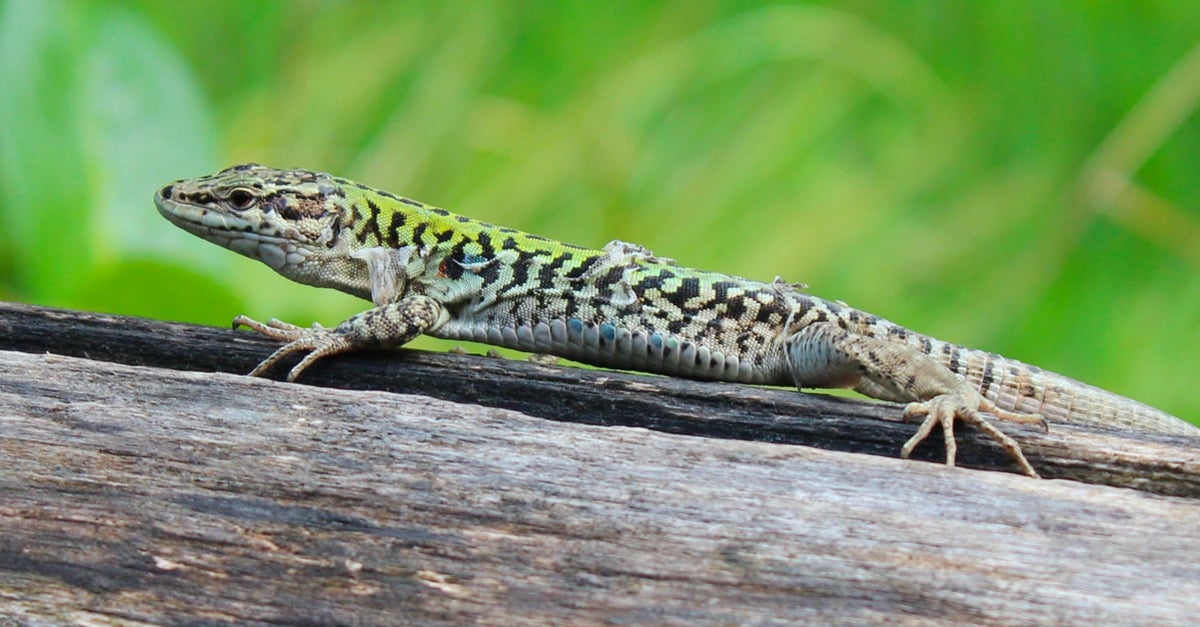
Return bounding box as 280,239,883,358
160,184,174,199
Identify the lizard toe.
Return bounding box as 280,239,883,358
901,397,962,467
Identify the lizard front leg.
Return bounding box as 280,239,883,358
785,323,1047,477
235,294,449,381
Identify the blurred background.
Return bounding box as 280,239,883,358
1,0,1197,421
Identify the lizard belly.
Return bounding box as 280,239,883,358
433,317,788,385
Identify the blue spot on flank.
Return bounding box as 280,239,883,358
600,323,616,341
649,333,663,349
568,319,584,333
462,253,487,265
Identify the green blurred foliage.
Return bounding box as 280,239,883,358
0,0,1197,419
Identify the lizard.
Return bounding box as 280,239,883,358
155,164,1199,478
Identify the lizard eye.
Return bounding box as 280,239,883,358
227,188,257,211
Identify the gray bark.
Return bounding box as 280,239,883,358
1,303,1199,624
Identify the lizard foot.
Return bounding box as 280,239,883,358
233,315,356,380
900,392,1046,478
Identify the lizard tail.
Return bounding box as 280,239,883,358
936,339,1197,436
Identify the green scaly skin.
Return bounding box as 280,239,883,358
155,164,1199,478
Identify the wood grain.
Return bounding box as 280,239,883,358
1,350,1199,624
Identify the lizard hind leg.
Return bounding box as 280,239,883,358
785,322,1045,477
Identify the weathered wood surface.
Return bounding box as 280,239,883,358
1,349,1199,624
1,302,1199,496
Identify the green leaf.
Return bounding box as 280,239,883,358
0,0,220,308
0,0,91,299
79,5,219,265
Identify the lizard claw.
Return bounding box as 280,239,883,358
901,393,1042,478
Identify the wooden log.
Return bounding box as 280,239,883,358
1,349,1199,623
1,302,1198,495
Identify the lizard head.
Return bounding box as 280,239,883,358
155,163,370,295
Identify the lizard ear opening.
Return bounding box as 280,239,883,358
325,214,342,248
